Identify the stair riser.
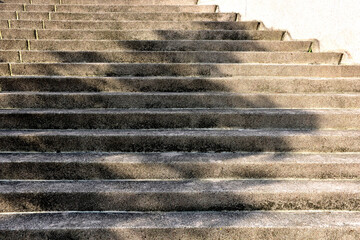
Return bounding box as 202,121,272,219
2,77,358,93
1,51,341,64
0,228,358,240
0,133,359,152
2,12,237,21
2,63,360,77
0,0,198,5
1,40,310,52
0,191,359,212
0,30,282,41
1,152,360,180
1,161,359,180
1,20,257,30
1,94,360,109
1,211,359,240
0,111,359,129
0,5,217,13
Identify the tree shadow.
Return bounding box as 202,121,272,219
0,2,335,239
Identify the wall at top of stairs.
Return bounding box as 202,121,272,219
199,0,360,63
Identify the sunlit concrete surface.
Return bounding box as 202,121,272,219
199,0,360,63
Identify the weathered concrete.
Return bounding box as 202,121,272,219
0,29,284,40
1,211,360,240
1,39,311,52
5,63,360,77
1,92,360,109
0,4,217,13
1,179,360,211
1,20,259,30
0,0,198,5
0,109,359,130
10,12,237,21
0,129,359,152
1,76,359,93
0,0,360,236
1,152,360,179
1,50,342,64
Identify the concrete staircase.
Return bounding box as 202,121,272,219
1,0,360,239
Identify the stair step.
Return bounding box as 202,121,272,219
0,4,217,13
2,11,237,21
2,63,360,77
0,129,359,152
1,92,360,109
0,109,359,130
0,211,359,239
1,39,311,52
1,20,259,30
1,51,342,64
0,29,282,40
2,76,358,93
0,0,198,5
1,152,360,179
1,179,360,211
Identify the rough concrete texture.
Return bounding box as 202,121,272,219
1,76,360,93
0,0,198,5
0,4,217,13
2,20,260,30
3,63,360,77
0,129,360,152
1,39,312,52
7,12,238,21
1,152,360,179
1,109,360,130
27,20,259,30
0,211,359,240
1,29,284,40
3,51,340,64
1,92,360,109
1,179,360,211
0,0,360,237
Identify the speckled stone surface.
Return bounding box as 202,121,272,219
1,0,360,237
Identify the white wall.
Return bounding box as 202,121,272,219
199,0,360,63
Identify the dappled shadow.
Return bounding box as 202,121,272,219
0,1,336,239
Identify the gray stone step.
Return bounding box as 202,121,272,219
1,20,258,30
2,63,360,77
0,129,359,152
0,29,283,40
1,152,360,179
0,0,198,5
2,76,357,93
1,51,342,64
0,4,217,13
1,92,360,109
0,179,360,211
0,109,359,130
2,11,237,21
0,211,359,239
1,39,311,52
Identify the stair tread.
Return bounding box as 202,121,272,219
2,91,360,96
0,0,198,5
1,108,360,113
1,129,360,135
0,152,360,180
0,4,217,12
1,152,360,163
2,0,359,237
1,179,360,193
1,75,359,80
0,211,360,230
